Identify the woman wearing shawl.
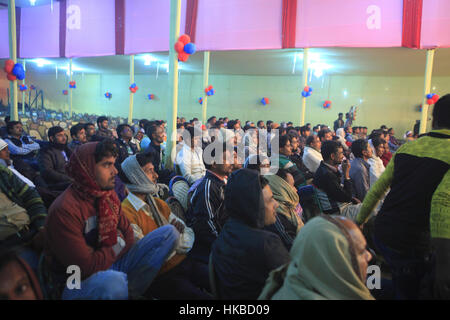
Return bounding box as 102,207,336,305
265,169,304,241
120,152,211,299
259,215,374,300
336,128,350,152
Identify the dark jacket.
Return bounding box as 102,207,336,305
313,161,353,214
211,169,290,300
146,141,174,184
187,170,226,263
95,128,113,139
115,138,138,168
37,142,72,188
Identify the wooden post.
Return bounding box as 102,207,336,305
420,49,435,134
202,51,210,125
165,0,182,170
300,48,309,126
128,54,135,125
8,0,18,121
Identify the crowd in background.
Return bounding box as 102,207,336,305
0,95,448,301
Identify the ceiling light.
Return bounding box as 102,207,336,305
140,54,157,66
29,0,36,6
33,59,53,67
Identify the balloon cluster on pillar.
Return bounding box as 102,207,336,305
129,83,138,93
301,86,313,98
261,97,269,106
19,84,28,91
148,94,155,100
174,34,196,62
4,59,26,81
198,97,203,105
205,85,215,96
323,100,332,109
62,90,68,95
69,81,76,89
105,92,112,99
426,93,439,105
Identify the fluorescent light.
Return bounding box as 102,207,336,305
30,0,36,6
297,52,321,61
140,54,157,66
343,90,348,97
310,62,332,78
33,58,53,67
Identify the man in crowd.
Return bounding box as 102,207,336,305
146,123,174,185
334,113,345,132
302,135,323,173
4,121,40,164
176,126,206,185
187,143,233,264
314,140,361,220
115,124,138,169
356,94,450,300
43,139,179,299
349,139,372,202
84,123,96,142
38,126,72,191
318,128,333,143
96,116,113,139
68,123,87,152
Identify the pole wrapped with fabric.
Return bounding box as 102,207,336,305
8,0,18,121
300,48,309,126
202,51,210,125
420,49,435,134
165,0,182,170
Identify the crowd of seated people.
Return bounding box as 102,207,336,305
0,94,448,301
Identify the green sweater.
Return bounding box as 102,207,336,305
0,165,47,232
356,129,450,249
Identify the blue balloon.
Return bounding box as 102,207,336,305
307,91,311,96
426,93,433,99
327,103,330,107
131,83,136,88
301,91,307,97
309,87,313,92
12,63,25,80
184,43,196,55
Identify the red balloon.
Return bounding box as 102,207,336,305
178,52,189,62
304,86,309,92
178,34,191,45
427,98,434,105
4,59,14,74
7,73,16,81
264,98,269,104
208,85,213,91
174,41,185,54
432,94,439,102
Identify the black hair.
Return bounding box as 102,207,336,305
97,116,108,126
146,123,160,138
4,116,10,123
318,128,331,140
433,94,450,129
136,152,156,168
372,137,386,149
48,126,64,139
321,140,342,161
279,135,290,149
6,121,21,134
227,120,236,130
306,135,316,146
260,175,269,190
276,168,291,182
84,122,95,129
351,139,369,158
139,119,150,128
116,124,131,138
70,123,85,138
338,113,343,116
94,138,119,163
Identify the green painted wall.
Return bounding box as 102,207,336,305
2,69,449,136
